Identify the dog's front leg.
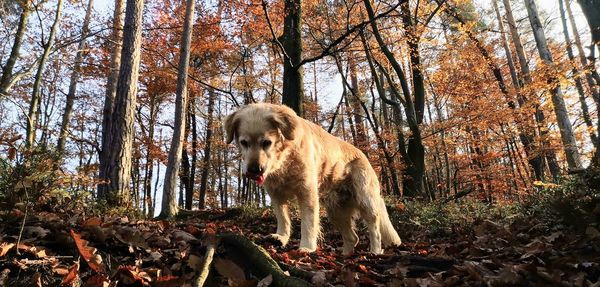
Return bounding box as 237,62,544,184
298,190,319,252
270,198,291,246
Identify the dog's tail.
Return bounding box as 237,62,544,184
379,199,402,247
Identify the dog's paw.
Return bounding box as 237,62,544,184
268,234,289,246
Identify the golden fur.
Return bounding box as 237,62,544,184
224,103,401,254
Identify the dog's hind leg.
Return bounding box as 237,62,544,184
351,160,385,254
327,201,359,255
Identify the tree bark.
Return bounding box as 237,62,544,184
98,0,126,200
26,0,64,147
558,0,598,147
160,0,195,218
364,0,425,196
348,55,368,155
57,0,94,154
281,0,305,116
576,0,600,168
100,0,144,206
199,89,216,209
184,94,198,210
525,0,583,170
0,1,31,98
567,0,600,109
502,0,560,179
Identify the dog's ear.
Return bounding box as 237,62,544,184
270,105,300,141
223,111,239,144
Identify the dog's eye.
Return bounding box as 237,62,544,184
262,140,272,149
240,140,248,147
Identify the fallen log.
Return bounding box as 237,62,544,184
218,233,311,287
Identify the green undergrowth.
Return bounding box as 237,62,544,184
386,177,600,239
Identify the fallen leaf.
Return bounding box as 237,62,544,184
585,226,600,239
83,217,103,227
214,258,246,284
0,243,14,257
257,274,273,287
115,265,151,285
154,275,182,287
70,229,105,273
61,262,79,286
82,274,109,287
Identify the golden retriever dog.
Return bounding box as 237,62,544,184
224,103,401,254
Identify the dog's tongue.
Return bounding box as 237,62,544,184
255,175,265,186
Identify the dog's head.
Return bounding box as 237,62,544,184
223,103,300,185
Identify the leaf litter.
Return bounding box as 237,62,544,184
0,205,598,286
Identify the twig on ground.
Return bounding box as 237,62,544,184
194,241,215,287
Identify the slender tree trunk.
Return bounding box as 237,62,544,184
26,0,64,147
503,0,560,179
482,0,544,181
0,1,31,97
143,97,158,217
160,0,195,217
364,0,424,196
100,0,144,206
348,55,368,154
576,0,600,169
57,0,94,153
199,89,216,209
558,0,598,147
98,0,126,199
525,0,583,170
281,0,305,116
567,0,600,106
361,32,401,195
185,95,198,210
180,117,191,208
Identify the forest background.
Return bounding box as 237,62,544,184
1,0,600,285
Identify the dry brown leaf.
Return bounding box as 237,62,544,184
585,226,600,239
115,265,151,285
83,217,103,227
82,274,109,287
257,274,273,287
53,266,70,276
0,243,14,257
70,229,105,273
153,275,182,287
60,262,79,286
214,258,246,284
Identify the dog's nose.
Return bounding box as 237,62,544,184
247,163,263,174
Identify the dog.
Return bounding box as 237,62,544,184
224,103,401,254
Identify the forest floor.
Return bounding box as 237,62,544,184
0,184,599,286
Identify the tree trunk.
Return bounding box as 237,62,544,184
160,0,195,218
180,117,191,209
281,0,305,116
57,0,94,154
199,89,216,209
576,0,600,168
502,0,560,179
26,0,64,147
567,0,600,109
525,0,583,170
364,0,424,196
577,0,600,53
348,55,368,154
558,0,598,147
100,0,145,206
185,94,198,210
98,0,126,200
0,1,31,98
142,96,158,217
